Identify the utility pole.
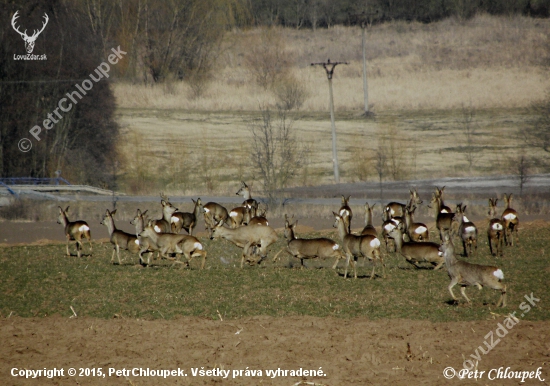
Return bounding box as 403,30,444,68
361,21,369,115
311,59,348,184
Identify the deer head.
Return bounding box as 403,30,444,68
12,11,49,53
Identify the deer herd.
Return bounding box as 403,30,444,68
57,182,521,308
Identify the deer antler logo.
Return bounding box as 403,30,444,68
11,11,49,54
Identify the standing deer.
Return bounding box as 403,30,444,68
381,207,402,252
361,203,378,237
209,219,278,268
153,193,178,233
455,204,477,257
487,198,504,257
338,195,353,233
171,198,202,235
333,212,385,279
403,205,429,242
501,193,519,246
281,216,343,268
440,233,506,307
11,11,49,54
429,192,455,240
388,226,444,270
434,186,452,213
100,209,140,265
138,222,206,269
236,181,258,212
244,204,269,226
57,206,92,258
385,189,423,219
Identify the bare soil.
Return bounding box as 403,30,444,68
1,315,549,385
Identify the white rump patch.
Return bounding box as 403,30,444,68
333,244,339,250
171,216,180,223
390,208,395,216
440,209,449,213
465,226,476,233
384,223,396,232
340,209,349,216
204,208,210,213
438,251,443,256
391,218,401,225
265,222,269,226
504,213,516,221
154,225,162,233
463,215,470,222
493,269,504,280
229,211,238,217
194,242,203,250
415,226,427,234
492,223,503,231
78,225,89,232
135,239,140,245
370,238,381,248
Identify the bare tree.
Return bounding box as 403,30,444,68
459,105,482,173
374,142,387,199
522,97,550,154
510,153,532,196
249,107,309,205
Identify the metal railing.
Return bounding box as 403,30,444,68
0,177,71,186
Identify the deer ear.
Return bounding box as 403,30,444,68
142,210,148,216
65,206,70,212
111,209,117,216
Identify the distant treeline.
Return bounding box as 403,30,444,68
250,0,549,27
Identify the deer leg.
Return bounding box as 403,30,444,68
343,253,352,279
496,285,507,307
116,244,122,265
433,260,444,270
66,236,71,256
87,233,93,254
460,286,472,304
448,278,459,302
380,256,386,278
111,248,116,264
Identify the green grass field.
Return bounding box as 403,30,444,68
1,224,548,322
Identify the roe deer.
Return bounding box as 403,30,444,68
282,216,343,268
361,202,378,237
385,189,423,219
403,205,429,242
434,186,452,213
101,209,140,265
381,207,402,252
388,226,444,270
209,219,278,268
244,204,269,226
455,204,477,257
333,212,384,279
171,198,202,235
153,193,178,233
200,200,229,231
236,181,258,213
138,223,206,269
429,192,455,240
487,198,504,257
338,195,352,233
57,206,92,258
440,233,506,307
501,193,519,246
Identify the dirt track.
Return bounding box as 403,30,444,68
2,315,549,385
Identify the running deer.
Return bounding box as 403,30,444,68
501,193,519,247
138,222,207,269
403,205,429,242
338,195,353,233
171,198,202,235
385,189,423,219
429,192,455,240
361,203,378,237
455,204,477,257
200,200,229,231
388,226,444,270
57,206,92,258
153,193,178,233
487,198,505,257
440,233,506,307
209,219,278,268
100,209,140,265
333,212,385,279
236,181,259,212
280,216,344,268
